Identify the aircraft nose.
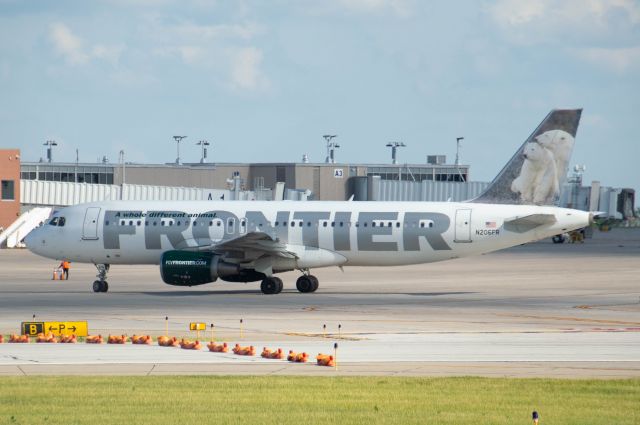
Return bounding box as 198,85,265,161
24,228,36,249
24,227,42,252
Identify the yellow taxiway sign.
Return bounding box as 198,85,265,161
21,321,88,336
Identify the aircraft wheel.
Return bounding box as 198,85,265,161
296,275,313,293
308,275,319,293
274,277,284,294
101,281,109,293
92,280,102,293
261,277,281,295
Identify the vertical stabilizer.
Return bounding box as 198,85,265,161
472,109,582,205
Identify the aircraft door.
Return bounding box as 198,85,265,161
454,209,472,243
82,207,101,240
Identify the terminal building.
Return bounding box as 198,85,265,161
0,148,636,248
17,157,471,204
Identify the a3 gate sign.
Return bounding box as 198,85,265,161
21,321,88,337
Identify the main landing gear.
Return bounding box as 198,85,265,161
92,264,110,293
295,274,319,293
259,272,319,295
260,276,283,295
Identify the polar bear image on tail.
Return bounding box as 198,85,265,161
510,141,558,204
534,129,575,184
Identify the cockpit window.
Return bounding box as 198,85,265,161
48,216,66,226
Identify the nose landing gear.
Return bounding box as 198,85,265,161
92,264,110,293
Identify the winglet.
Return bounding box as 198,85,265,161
472,109,582,206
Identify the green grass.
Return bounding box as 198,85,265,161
0,376,638,424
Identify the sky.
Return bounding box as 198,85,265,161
0,0,638,193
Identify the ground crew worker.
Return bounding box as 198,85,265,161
59,260,70,280
532,411,539,424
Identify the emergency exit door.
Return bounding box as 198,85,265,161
82,207,101,240
454,209,472,243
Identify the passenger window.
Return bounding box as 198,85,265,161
129,220,134,226
106,221,110,226
323,222,327,227
275,221,279,226
227,218,235,233
291,222,295,227
396,222,401,228
299,222,303,227
137,221,141,226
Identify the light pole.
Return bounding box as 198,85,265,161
386,142,406,165
43,140,57,163
196,140,210,163
173,135,187,164
455,137,464,166
323,135,339,163
119,150,126,200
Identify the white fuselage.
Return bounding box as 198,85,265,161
26,200,590,271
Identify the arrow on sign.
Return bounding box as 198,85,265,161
69,326,77,332
48,326,58,331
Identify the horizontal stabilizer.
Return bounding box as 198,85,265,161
503,214,557,233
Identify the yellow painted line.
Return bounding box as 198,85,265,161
284,332,364,341
496,313,640,326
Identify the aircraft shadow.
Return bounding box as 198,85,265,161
140,290,476,297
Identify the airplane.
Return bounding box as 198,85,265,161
25,109,592,295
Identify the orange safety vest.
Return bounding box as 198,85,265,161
62,261,70,269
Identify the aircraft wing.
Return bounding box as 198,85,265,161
212,232,298,259
178,232,297,259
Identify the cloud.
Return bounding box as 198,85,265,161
171,22,261,41
49,23,89,65
488,0,640,45
573,46,640,73
229,46,269,91
487,0,640,74
153,45,204,65
144,17,270,91
489,1,545,26
91,44,125,66
49,22,124,66
335,0,413,17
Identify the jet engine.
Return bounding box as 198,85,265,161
160,250,245,286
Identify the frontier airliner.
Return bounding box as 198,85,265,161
25,109,591,294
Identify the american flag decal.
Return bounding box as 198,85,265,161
485,221,496,228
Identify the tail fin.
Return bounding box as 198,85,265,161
472,109,582,205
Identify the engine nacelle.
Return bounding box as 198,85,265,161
160,250,241,286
